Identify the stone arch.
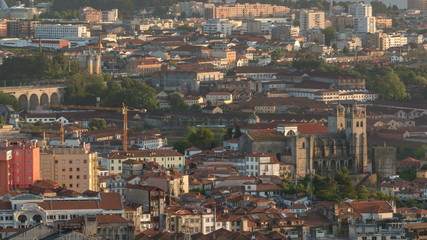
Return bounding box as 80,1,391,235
40,93,49,107
18,95,28,110
287,130,295,136
331,160,336,170
51,92,60,105
29,94,39,110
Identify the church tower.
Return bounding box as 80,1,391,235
328,103,346,133
345,104,368,174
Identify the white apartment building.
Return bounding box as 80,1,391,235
351,3,376,33
203,18,232,35
300,9,325,31
380,33,408,50
245,153,281,176
35,24,91,39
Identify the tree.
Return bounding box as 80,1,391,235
233,125,243,138
356,185,370,201
187,127,215,150
392,18,400,28
224,128,233,140
342,46,349,54
168,93,189,111
362,67,407,100
399,169,416,181
173,140,192,154
0,91,18,109
89,118,106,131
321,26,337,46
415,145,427,159
176,25,195,32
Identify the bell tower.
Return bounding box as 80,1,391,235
328,103,346,133
345,104,368,174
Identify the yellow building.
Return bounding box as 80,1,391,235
40,145,99,193
106,149,186,173
376,17,392,29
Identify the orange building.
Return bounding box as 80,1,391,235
376,17,392,29
208,3,289,19
0,140,41,192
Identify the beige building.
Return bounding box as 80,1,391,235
208,3,290,19
140,170,189,198
206,92,233,106
40,145,99,193
106,149,186,172
300,9,325,31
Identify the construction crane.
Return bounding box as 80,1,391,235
51,103,147,152
20,124,65,146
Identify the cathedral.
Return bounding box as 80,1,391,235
239,104,368,178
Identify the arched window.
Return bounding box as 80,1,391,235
360,121,363,127
356,121,359,127
302,142,305,149
18,215,27,223
33,215,42,223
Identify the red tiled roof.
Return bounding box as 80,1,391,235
350,201,393,214
297,123,328,134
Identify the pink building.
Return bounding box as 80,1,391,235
0,140,41,192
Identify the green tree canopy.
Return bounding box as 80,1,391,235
88,118,107,131
187,127,215,150
173,140,193,154
168,93,189,111
321,26,337,46
0,91,18,109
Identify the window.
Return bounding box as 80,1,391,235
69,175,73,179
84,160,87,164
77,175,80,179
76,168,80,172
84,175,87,179
69,184,73,188
55,160,58,164
62,168,65,172
111,167,115,170
69,160,72,164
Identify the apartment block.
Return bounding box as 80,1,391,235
207,3,290,19
40,144,99,193
35,24,91,39
80,7,102,22
300,9,325,31
106,149,186,173
0,140,41,192
408,0,427,13
7,20,39,38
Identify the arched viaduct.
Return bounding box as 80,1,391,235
0,85,66,110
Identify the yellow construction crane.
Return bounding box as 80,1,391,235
51,103,146,152
20,124,65,145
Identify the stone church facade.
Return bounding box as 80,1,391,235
239,104,368,178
